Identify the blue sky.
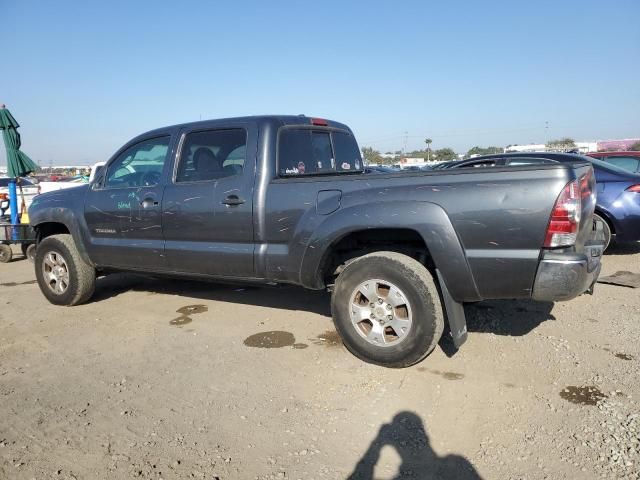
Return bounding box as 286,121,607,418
1,0,639,166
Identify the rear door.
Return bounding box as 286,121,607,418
84,134,174,269
161,123,258,277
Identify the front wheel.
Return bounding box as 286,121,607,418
331,251,444,368
35,234,96,306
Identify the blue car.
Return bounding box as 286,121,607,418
446,152,640,250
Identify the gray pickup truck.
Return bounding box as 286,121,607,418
29,115,602,367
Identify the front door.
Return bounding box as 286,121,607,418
84,134,173,269
162,125,257,277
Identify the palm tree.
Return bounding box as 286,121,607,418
425,138,433,162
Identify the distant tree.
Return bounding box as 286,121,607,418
466,146,503,158
546,137,576,151
434,148,457,161
629,141,640,151
361,147,382,165
424,138,433,162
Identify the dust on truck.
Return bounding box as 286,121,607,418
29,115,603,367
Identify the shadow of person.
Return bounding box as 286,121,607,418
439,299,556,357
348,411,482,480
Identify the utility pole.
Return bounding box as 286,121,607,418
545,121,549,149
403,131,408,156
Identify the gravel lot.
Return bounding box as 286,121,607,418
1,243,639,479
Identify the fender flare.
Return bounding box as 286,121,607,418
299,200,481,303
31,207,94,266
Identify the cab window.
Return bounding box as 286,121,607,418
176,129,247,182
104,136,170,188
278,128,362,176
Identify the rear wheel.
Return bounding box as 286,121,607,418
331,251,444,368
0,244,12,263
35,234,95,305
593,213,612,251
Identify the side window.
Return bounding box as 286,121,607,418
606,156,640,172
505,157,558,166
176,129,246,183
458,159,500,168
104,136,170,188
278,128,363,176
333,131,362,172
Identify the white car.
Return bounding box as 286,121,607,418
38,162,106,194
0,177,40,217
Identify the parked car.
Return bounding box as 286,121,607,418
586,151,640,174
445,152,640,250
364,165,397,174
431,160,464,169
29,115,602,367
0,177,40,217
38,162,105,194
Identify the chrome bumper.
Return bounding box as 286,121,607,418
532,244,602,302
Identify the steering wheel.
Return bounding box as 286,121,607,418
141,171,161,186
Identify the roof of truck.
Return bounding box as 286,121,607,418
139,115,352,139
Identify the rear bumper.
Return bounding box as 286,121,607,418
532,244,602,302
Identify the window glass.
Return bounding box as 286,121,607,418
506,157,558,166
590,157,637,175
104,136,170,188
333,131,362,171
458,159,499,168
279,128,362,176
176,129,246,182
606,156,640,172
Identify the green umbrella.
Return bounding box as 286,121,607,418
0,105,38,178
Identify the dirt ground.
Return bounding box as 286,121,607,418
1,243,639,480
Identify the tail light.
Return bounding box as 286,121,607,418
311,117,328,126
544,179,581,248
625,184,640,193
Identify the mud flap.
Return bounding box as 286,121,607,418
436,269,468,348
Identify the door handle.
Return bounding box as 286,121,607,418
140,198,159,209
222,195,245,206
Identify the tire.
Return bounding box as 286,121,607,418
0,244,12,263
21,243,29,257
35,234,95,306
331,251,444,368
26,244,36,263
593,213,612,252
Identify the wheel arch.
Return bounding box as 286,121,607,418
300,201,481,303
33,217,93,266
593,207,616,234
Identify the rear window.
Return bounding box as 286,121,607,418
278,128,362,176
605,156,640,172
590,157,638,175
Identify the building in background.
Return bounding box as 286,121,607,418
597,138,640,151
505,141,598,154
